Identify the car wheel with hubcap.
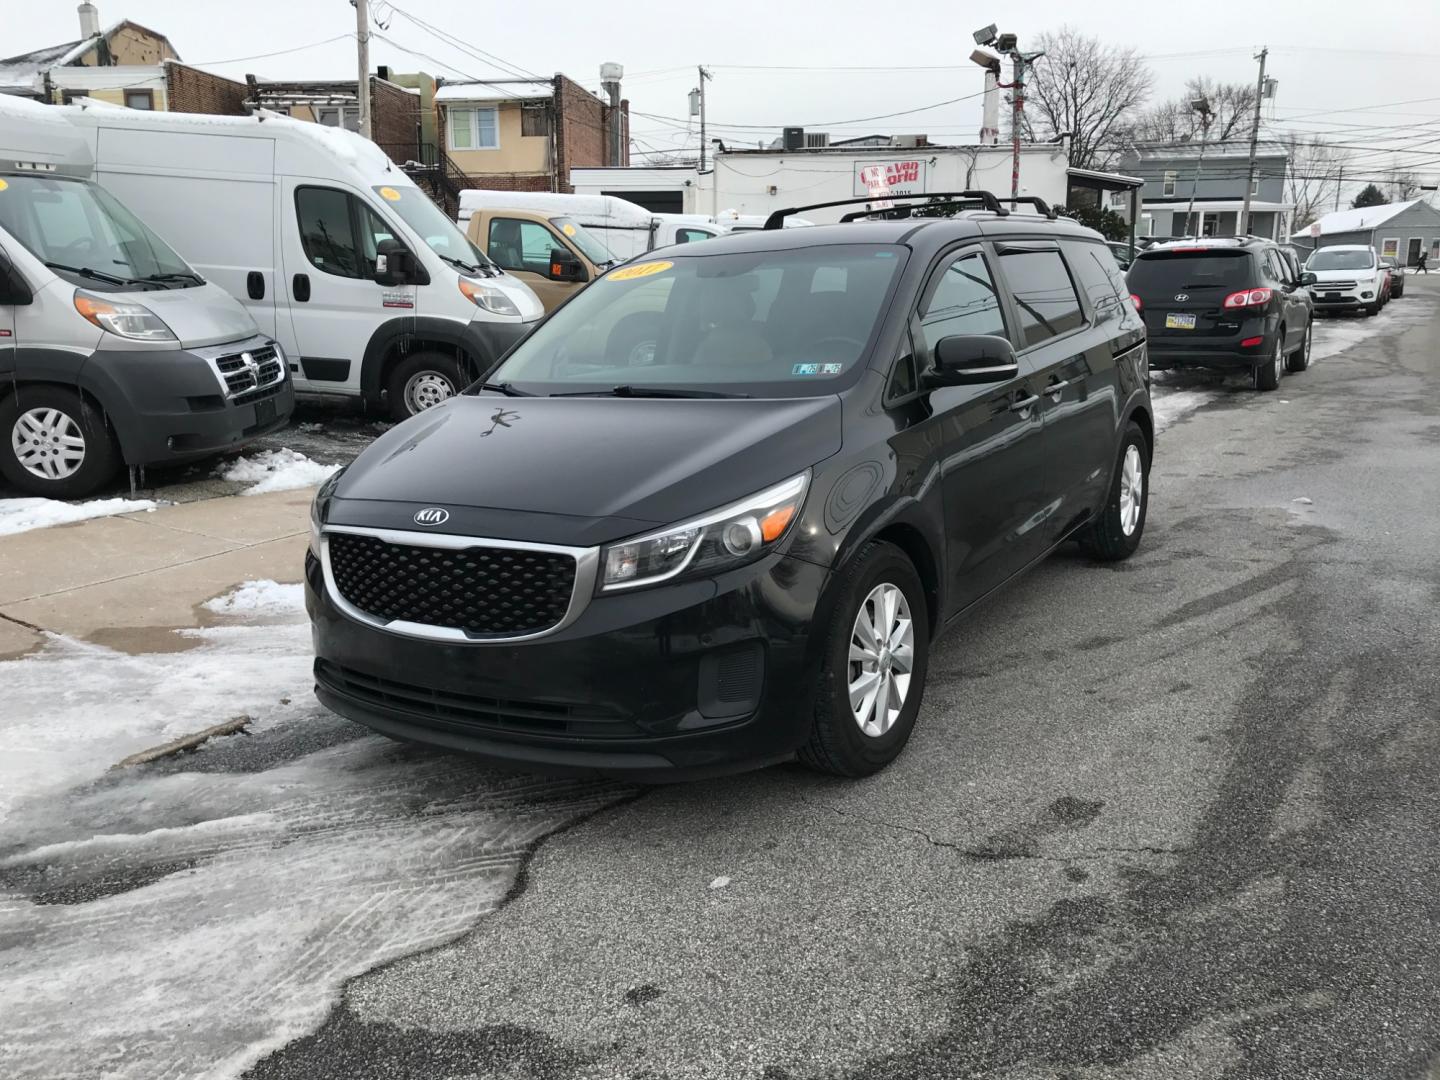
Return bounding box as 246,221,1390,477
1286,320,1313,372
1079,420,1150,561
0,386,120,498
800,540,930,777
386,352,466,421
1254,332,1284,391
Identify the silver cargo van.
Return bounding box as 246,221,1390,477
0,96,292,497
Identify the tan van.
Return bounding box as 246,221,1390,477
465,208,617,312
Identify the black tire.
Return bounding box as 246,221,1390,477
1364,302,1380,317
1079,421,1150,562
1286,320,1312,373
385,352,466,422
0,385,120,498
799,541,931,777
1254,331,1284,391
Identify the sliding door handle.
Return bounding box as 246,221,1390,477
1009,393,1040,413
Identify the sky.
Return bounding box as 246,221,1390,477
11,0,1440,197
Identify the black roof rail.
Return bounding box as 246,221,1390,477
838,198,996,223
1006,196,1058,219
763,190,1008,229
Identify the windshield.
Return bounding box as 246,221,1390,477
373,184,495,271
0,173,196,289
551,216,615,265
483,243,906,398
1307,249,1375,271
1129,251,1250,292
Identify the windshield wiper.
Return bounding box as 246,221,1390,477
138,271,205,286
44,262,137,286
439,252,496,277
476,381,533,397
550,385,751,399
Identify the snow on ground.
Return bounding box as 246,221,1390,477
0,588,627,1080
219,448,339,496
203,579,305,619
0,496,157,537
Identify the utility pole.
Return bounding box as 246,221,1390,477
1335,163,1344,212
1239,46,1268,236
1185,99,1213,236
1010,51,1024,206
697,66,711,173
354,0,371,139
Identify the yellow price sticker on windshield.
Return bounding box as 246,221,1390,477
0,179,8,192
607,260,673,282
378,186,401,201
561,222,577,237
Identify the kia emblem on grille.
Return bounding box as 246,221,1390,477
1174,293,1189,301
414,508,450,526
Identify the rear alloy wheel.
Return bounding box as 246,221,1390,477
1286,320,1313,373
1079,421,1150,561
800,541,930,777
386,352,465,421
1255,332,1284,391
0,386,120,498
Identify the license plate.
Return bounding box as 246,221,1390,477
1165,313,1197,330
253,398,277,426
1325,292,1340,300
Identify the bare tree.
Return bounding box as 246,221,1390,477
1137,78,1258,143
1022,27,1154,170
1390,167,1422,201
1280,135,1348,230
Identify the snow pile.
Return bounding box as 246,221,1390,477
203,580,305,619
0,497,157,537
219,448,339,496
1151,387,1222,432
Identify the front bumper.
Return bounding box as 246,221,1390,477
305,543,833,781
87,335,295,466
1307,285,1376,310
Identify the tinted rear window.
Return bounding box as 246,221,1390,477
1129,251,1251,292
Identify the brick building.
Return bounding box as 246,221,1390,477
0,4,178,109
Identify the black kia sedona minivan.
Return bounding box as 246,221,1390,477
306,191,1153,780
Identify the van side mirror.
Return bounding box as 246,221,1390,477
1298,271,1317,286
0,248,33,305
547,248,587,283
923,334,1019,388
374,238,417,287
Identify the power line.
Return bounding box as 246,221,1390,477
380,2,546,82
195,34,354,66
633,89,988,134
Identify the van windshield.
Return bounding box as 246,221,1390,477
550,216,615,266
1307,249,1375,271
372,184,496,272
484,244,907,399
0,174,197,290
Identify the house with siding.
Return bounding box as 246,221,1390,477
1121,140,1292,241
1289,199,1440,267
0,3,177,110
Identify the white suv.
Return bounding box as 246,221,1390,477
1304,245,1387,317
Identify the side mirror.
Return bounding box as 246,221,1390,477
1299,271,1317,286
547,248,587,283
923,334,1019,388
0,248,34,305
374,238,416,287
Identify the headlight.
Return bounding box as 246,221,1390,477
458,278,521,316
309,468,344,557
73,290,176,342
600,472,809,592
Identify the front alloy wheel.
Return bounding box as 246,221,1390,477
848,583,915,737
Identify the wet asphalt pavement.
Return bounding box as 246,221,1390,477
3,284,1439,1080
244,283,1440,1079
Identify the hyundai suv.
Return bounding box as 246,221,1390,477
306,191,1153,780
1127,236,1315,391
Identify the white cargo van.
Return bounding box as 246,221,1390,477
0,95,294,497
56,103,543,420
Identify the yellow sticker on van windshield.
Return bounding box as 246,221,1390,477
561,222,577,237
607,260,673,282
0,179,8,193
378,186,401,201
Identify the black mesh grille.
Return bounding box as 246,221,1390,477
328,532,576,637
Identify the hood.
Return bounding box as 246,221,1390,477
332,394,842,541
132,282,259,348
1308,266,1378,281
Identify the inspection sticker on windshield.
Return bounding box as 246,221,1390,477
607,260,673,282
561,223,577,237
792,363,845,376
0,179,8,193
377,186,401,201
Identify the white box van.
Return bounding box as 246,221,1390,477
56,103,543,420
0,95,294,497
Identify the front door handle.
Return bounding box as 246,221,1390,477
292,273,311,302
1044,378,1072,398
1009,392,1040,413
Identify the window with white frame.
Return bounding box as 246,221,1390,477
1163,170,1177,197
1251,174,1260,196
316,106,359,132
449,106,500,151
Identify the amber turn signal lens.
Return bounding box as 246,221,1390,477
760,505,795,542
